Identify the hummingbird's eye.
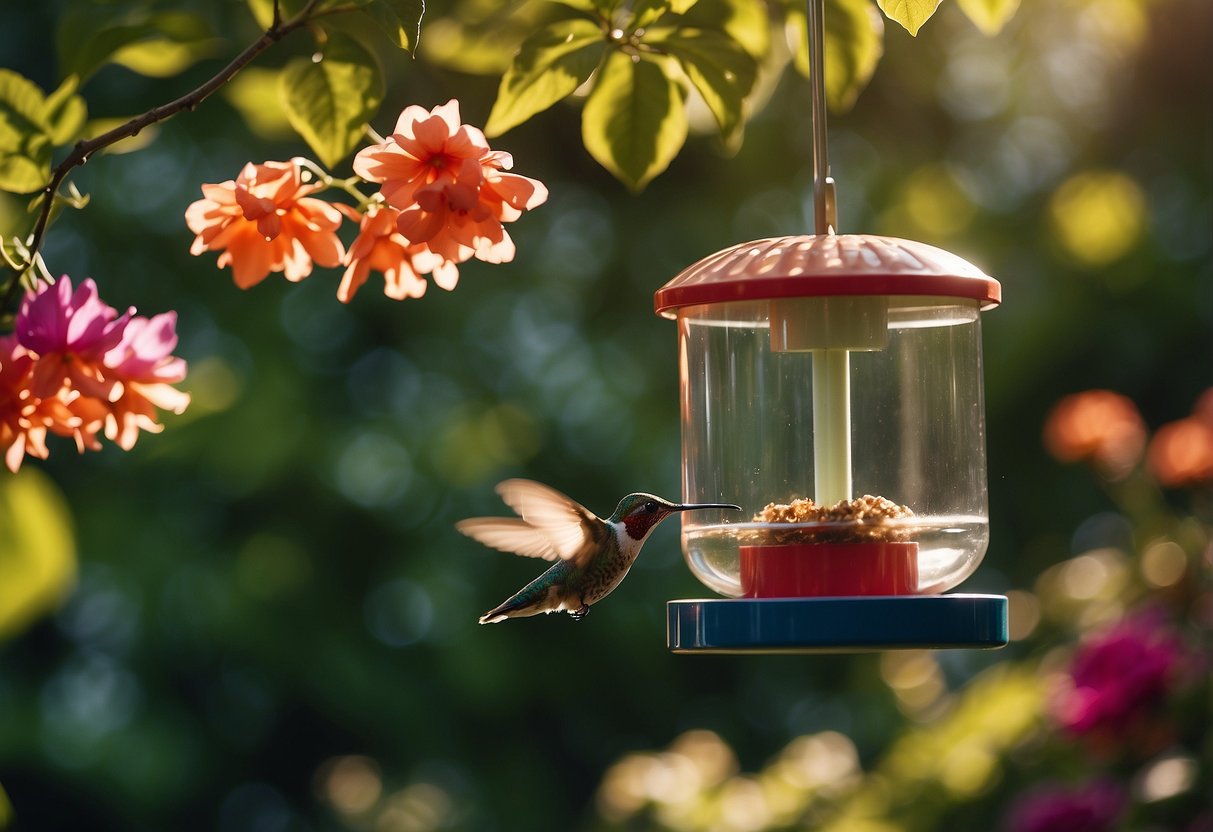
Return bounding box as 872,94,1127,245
644,500,658,513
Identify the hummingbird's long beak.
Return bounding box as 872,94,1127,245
671,502,742,512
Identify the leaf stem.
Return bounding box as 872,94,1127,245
0,0,327,315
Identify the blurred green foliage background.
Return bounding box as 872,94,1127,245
0,0,1209,829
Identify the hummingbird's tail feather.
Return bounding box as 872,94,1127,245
477,573,577,624
478,595,546,624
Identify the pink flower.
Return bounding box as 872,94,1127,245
336,204,458,303
4,277,190,466
186,159,345,288
1005,780,1124,832
353,100,547,268
1051,609,1185,736
16,277,131,401
102,312,191,450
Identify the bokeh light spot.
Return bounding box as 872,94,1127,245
1048,171,1146,267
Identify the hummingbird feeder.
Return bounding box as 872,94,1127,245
658,0,1008,653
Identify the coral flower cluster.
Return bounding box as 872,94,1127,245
1044,387,1213,487
186,100,547,302
0,278,190,472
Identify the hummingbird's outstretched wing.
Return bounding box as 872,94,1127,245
456,479,606,565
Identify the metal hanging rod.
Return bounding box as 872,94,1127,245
807,0,837,235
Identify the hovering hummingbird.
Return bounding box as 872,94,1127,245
458,479,740,624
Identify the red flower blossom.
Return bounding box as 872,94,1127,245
1043,390,1146,480
186,159,345,288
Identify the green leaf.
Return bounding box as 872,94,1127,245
42,75,88,146
877,0,943,36
632,0,699,28
485,19,608,137
0,468,77,642
789,0,884,112
648,27,755,140
224,68,297,140
0,70,52,194
677,0,770,58
365,0,427,52
420,0,551,76
57,9,216,81
956,0,1021,35
281,33,385,168
247,0,312,30
582,52,687,191
82,117,159,156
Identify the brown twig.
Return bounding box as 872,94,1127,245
0,0,322,315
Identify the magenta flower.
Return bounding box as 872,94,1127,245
1006,779,1125,832
16,277,133,401
4,277,189,465
1052,609,1185,736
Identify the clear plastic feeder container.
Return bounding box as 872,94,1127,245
655,235,1002,599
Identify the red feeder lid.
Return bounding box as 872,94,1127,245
655,234,1001,318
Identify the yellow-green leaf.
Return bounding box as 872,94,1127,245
247,0,312,30
281,33,385,168
789,0,884,112
0,468,77,642
420,0,551,76
485,19,608,137
365,0,426,52
648,27,756,140
956,0,1021,35
677,0,770,58
42,75,88,146
633,0,699,29
57,9,216,81
224,68,297,140
82,118,159,156
877,0,943,36
0,70,52,194
582,52,687,191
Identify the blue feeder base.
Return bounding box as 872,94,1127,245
667,594,1008,653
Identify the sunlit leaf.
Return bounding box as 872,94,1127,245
0,468,77,642
677,0,771,58
420,0,551,76
647,27,756,139
582,52,687,191
224,68,297,140
42,75,88,146
0,70,52,194
281,33,385,168
57,9,216,81
956,0,1021,35
110,36,219,78
365,0,427,52
877,0,943,36
788,0,884,112
485,19,608,137
82,118,159,155
246,0,314,30
633,0,699,29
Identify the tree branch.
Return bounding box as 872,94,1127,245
0,1,323,315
